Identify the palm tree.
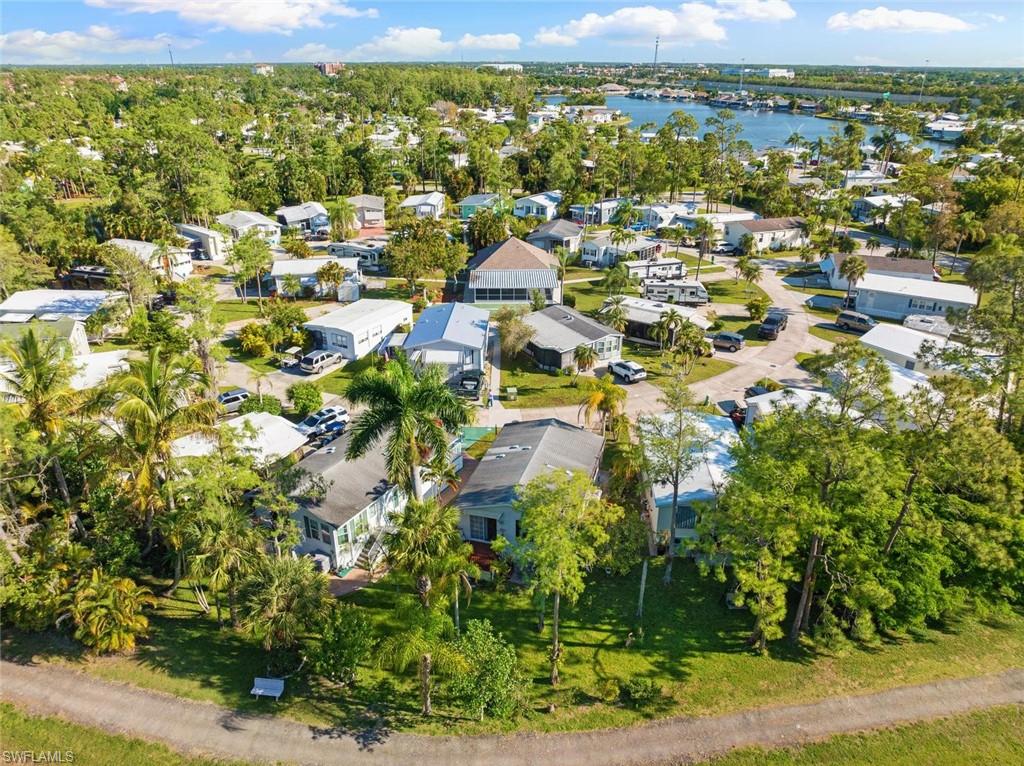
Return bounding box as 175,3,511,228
870,127,900,176
329,198,358,240
691,217,715,281
660,308,685,348
280,273,301,300
670,323,711,376
739,258,763,294
191,503,264,626
865,236,882,256
0,328,76,503
71,568,156,654
609,226,637,262
839,254,868,308
650,318,671,351
316,260,345,298
553,246,574,305
738,232,757,257
346,354,471,501
572,344,598,383
432,546,480,634
239,555,331,653
578,375,627,435
601,262,630,296
384,499,466,610
951,211,986,270
602,295,628,332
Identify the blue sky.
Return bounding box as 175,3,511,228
2,1,1021,67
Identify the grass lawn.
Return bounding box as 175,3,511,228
318,355,377,399
709,314,769,346
90,336,137,353
714,706,1024,766
563,279,640,315
783,282,847,300
498,354,584,408
210,299,318,325
214,337,279,375
620,344,737,388
361,283,418,302
706,279,769,305
0,702,243,766
6,561,1024,737
563,265,603,281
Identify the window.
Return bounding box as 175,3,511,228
319,523,332,545
469,515,497,541
303,516,314,540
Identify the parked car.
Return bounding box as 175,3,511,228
297,406,350,438
299,350,343,374
835,310,877,333
453,373,483,398
744,385,770,399
608,359,647,383
317,420,347,444
711,243,737,255
712,332,746,352
217,388,250,414
757,312,789,340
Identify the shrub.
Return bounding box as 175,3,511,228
620,677,660,707
746,296,772,322
240,394,282,416
287,382,323,417
562,293,577,308
237,322,271,356
412,295,428,312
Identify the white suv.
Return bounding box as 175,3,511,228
608,360,647,383
297,406,350,437
299,350,342,374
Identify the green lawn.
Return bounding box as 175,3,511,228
620,344,737,389
498,354,584,408
563,279,631,315
563,265,603,281
215,337,279,375
665,251,727,274
714,706,1024,766
0,703,243,766
210,299,318,325
90,336,137,353
706,279,769,305
709,314,769,346
317,355,377,399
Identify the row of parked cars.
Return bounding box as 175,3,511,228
216,388,351,440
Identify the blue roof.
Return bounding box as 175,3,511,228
404,303,489,351
459,193,498,206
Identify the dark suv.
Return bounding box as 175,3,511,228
757,312,788,340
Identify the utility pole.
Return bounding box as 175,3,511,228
652,36,659,80
167,45,174,66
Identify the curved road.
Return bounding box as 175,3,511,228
2,661,1021,766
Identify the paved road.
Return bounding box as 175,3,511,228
2,661,1021,766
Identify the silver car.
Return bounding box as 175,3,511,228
217,388,250,414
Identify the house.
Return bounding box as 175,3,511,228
275,202,330,234
0,289,123,324
640,412,737,544
328,235,390,273
455,419,603,544
175,223,229,261
623,257,685,281
106,238,193,282
457,193,499,220
523,305,623,371
172,412,307,468
820,254,937,291
270,257,361,300
346,195,386,230
568,198,628,226
464,237,560,305
852,194,918,224
744,387,837,426
852,274,977,321
601,296,709,346
723,217,807,251
399,191,445,220
292,432,462,571
859,323,953,375
513,190,562,221
580,232,660,268
403,303,489,382
641,279,710,305
840,170,897,191
303,299,413,361
215,210,282,244
69,349,129,391
525,219,583,255
0,317,90,357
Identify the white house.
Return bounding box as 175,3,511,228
580,232,660,268
174,223,229,261
0,289,123,323
215,210,282,245
744,387,837,426
820,254,937,291
852,194,918,224
602,295,709,346
172,412,307,468
859,323,954,375
303,299,413,361
106,238,193,281
525,219,584,254
569,198,628,226
270,257,361,300
346,195,386,230
723,217,807,251
275,202,330,234
328,235,390,272
403,302,489,382
70,349,129,391
513,191,562,221
399,191,446,220
0,316,91,357
852,274,977,321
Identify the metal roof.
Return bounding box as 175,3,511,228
469,269,558,290
270,257,360,278
347,194,385,209
400,191,445,208
528,219,583,240
458,193,499,206
404,302,489,351
215,210,280,230
0,289,121,317
857,273,977,304
303,299,412,334
524,306,621,352
274,202,328,223
604,296,711,331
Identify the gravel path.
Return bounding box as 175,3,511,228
3,661,1021,766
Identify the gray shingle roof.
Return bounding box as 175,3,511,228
736,216,805,233
291,434,393,526
524,306,622,352
347,194,385,210
528,219,582,240
830,253,935,277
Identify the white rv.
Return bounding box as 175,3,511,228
642,279,709,305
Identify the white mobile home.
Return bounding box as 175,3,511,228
328,235,390,272
215,210,282,244
624,257,686,280
723,217,807,251
513,191,562,221
641,279,709,305
303,299,413,361
820,254,937,291
852,274,977,321
174,223,229,261
106,238,193,282
859,324,953,375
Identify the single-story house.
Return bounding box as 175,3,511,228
0,289,123,324
851,194,918,223
602,296,709,346
172,412,307,467
641,279,710,305
303,299,413,361
291,432,462,571
820,253,937,291
270,257,361,300
569,198,628,226
513,191,562,221
455,418,603,544
526,219,584,255
403,302,489,382
640,412,737,545
523,305,623,371
399,191,445,220
580,232,660,268
840,170,897,191
106,238,193,282
852,274,977,321
624,257,685,280
0,316,90,357
275,202,330,234
215,210,282,244
723,217,807,251
465,237,560,305
70,349,130,391
457,193,499,220
346,195,386,230
174,223,229,261
328,235,390,272
859,323,954,375
743,387,837,426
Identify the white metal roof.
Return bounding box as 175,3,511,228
399,191,444,208
303,299,412,334
215,210,280,230
172,412,306,466
275,202,328,223
0,290,121,317
857,274,977,305
70,350,129,391
605,296,711,330
405,302,488,350
860,323,949,360
643,413,737,506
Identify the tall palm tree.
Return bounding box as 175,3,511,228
578,375,627,435
870,127,901,175
280,273,301,300
602,295,628,332
839,254,868,307
191,503,264,626
346,354,471,501
660,308,685,348
553,246,574,305
740,258,763,294
0,328,76,503
329,198,358,240
572,344,598,383
951,211,986,270
609,226,637,262
865,236,882,256
691,217,716,281
601,262,630,296
433,547,480,635
650,318,671,351
384,499,465,609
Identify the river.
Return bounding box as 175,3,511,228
546,95,950,156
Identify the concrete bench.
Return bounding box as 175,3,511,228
250,677,285,701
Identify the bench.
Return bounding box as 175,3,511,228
250,677,285,701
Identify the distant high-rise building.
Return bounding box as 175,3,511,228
315,62,345,76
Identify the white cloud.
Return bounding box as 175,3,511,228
827,6,974,34
224,49,255,62
984,13,1007,23
283,42,342,61
532,0,795,47
0,25,201,64
458,33,521,51
348,27,455,61
84,0,378,35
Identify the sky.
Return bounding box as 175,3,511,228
1,1,1022,67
